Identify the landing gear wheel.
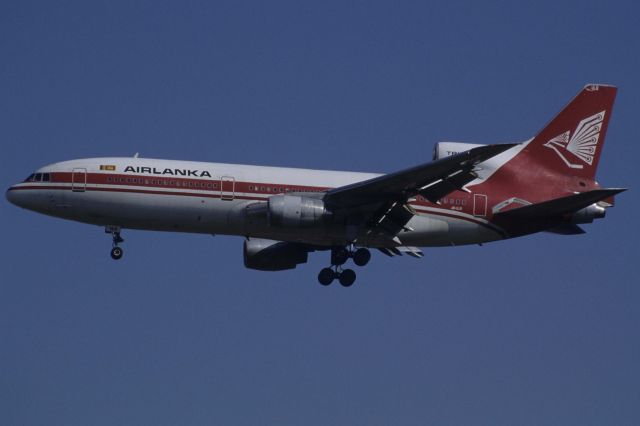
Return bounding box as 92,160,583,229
318,268,335,286
106,226,125,260
331,248,350,266
339,269,356,287
110,246,123,260
353,248,371,266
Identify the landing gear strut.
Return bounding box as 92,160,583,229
318,246,370,287
106,226,124,260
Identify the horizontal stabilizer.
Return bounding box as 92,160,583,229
494,188,626,220
545,224,586,235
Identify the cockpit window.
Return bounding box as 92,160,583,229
22,173,50,182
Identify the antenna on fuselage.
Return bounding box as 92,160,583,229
133,152,139,158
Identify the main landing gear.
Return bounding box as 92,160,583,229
318,246,371,287
106,226,124,260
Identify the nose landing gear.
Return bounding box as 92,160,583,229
106,226,124,260
318,247,370,287
110,246,123,260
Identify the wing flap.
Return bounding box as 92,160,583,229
377,246,424,258
365,201,415,237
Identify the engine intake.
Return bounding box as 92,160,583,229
243,238,309,271
268,194,329,227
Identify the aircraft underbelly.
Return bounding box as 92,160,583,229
60,191,227,232
401,214,502,246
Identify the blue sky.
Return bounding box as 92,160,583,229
1,1,639,424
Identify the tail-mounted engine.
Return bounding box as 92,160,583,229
569,203,607,224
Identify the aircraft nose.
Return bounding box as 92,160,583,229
6,187,18,206
5,186,28,209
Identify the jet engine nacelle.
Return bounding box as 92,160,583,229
570,203,606,224
243,238,309,271
268,194,330,227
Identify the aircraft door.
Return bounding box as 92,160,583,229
72,168,87,192
473,194,487,217
220,176,235,201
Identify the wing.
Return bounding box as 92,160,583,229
323,144,517,209
322,144,517,242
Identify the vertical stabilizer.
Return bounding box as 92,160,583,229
481,85,618,203
518,84,616,181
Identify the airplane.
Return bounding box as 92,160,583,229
6,84,626,287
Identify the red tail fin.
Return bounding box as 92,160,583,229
521,84,617,181
478,85,618,204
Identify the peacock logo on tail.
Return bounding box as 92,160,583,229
543,110,606,169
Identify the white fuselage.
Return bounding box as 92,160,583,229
6,157,504,248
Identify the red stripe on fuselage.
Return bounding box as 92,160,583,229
49,172,329,196
10,178,506,236
46,172,476,211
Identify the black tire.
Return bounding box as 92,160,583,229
318,268,335,286
110,247,123,260
353,248,371,267
331,247,350,266
338,269,356,287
